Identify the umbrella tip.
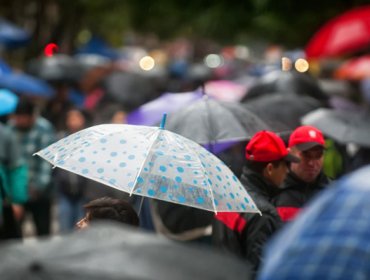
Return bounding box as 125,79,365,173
160,113,167,129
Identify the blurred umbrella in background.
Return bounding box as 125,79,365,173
305,5,370,59
243,93,323,131
204,80,248,102
75,54,111,72
103,71,162,111
0,222,251,280
334,55,370,80
127,90,203,126
166,96,269,146
318,79,354,98
0,17,30,49
302,108,370,147
0,59,12,74
72,54,113,84
0,89,18,116
0,71,55,98
27,54,79,83
242,70,328,104
76,36,120,60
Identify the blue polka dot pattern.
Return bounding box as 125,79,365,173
35,124,260,214
160,186,168,193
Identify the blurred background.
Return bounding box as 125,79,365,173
2,0,370,238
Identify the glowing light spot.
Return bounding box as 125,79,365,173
139,56,155,71
204,54,223,68
295,58,310,73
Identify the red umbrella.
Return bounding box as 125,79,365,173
334,55,370,80
305,6,370,59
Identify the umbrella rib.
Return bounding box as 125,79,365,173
129,128,161,196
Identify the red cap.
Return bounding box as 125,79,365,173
289,125,325,151
246,131,299,162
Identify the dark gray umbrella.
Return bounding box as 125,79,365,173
165,96,270,144
103,71,162,111
0,222,251,280
243,93,323,131
301,108,370,147
26,54,79,83
242,70,328,104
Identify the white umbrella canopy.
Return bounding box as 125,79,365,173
35,119,259,214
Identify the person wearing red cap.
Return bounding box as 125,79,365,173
212,130,299,276
273,125,331,223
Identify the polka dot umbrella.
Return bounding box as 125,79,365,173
34,115,259,213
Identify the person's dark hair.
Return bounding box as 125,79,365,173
246,159,285,174
15,98,36,115
84,197,139,227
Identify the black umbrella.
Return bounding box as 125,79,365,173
26,54,79,83
301,108,370,147
0,222,251,280
242,70,328,104
166,96,270,145
243,93,323,131
103,71,162,111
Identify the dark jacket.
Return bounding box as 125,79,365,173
273,171,330,222
212,167,283,274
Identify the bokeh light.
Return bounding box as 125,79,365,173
204,54,223,68
139,56,155,71
295,58,310,72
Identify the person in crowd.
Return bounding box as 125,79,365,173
0,122,28,239
55,108,91,233
212,130,300,275
9,98,55,236
273,125,330,223
76,197,139,229
42,83,74,132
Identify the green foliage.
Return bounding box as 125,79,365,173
3,0,370,54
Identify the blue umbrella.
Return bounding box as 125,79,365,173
0,18,30,49
0,72,55,98
0,59,12,74
0,89,18,116
76,36,120,60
